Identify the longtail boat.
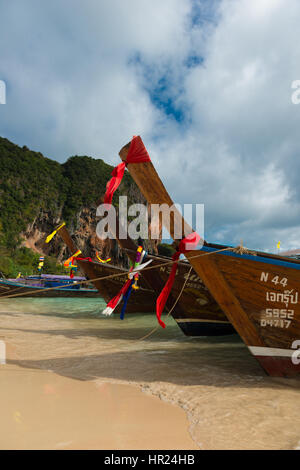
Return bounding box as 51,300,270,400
117,136,300,377
0,274,99,298
54,224,154,314
55,222,234,335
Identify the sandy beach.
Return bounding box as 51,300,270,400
0,298,300,450
3,0,300,453
0,364,197,450
0,299,198,450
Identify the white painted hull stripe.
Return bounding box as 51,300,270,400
249,346,296,357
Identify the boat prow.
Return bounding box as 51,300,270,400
119,135,300,377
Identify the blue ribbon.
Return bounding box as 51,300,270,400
120,280,134,320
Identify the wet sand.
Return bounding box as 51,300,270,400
0,298,300,450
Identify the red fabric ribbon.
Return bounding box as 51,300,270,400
156,232,201,328
103,135,151,205
105,279,132,313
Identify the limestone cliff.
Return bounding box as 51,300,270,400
0,136,160,269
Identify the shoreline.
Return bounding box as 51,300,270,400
1,305,300,450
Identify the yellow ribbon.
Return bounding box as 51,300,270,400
71,250,82,258
96,252,111,263
45,222,66,243
63,250,82,268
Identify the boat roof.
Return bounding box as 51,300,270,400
28,274,86,281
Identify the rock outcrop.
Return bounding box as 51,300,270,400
0,136,161,268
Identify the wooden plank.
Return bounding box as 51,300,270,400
120,144,193,240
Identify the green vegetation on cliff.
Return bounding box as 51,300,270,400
0,138,66,249
0,246,65,278
0,136,137,276
0,136,134,249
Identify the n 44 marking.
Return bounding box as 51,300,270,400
260,272,288,287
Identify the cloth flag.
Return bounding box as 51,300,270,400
102,246,151,318
45,222,66,243
156,232,201,328
63,250,82,268
96,252,111,263
103,136,151,205
102,279,132,316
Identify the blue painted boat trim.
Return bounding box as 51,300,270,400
0,278,98,293
200,246,300,270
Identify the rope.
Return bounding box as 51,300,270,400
0,241,260,350
0,285,27,297
0,247,232,300
136,265,193,341
231,239,257,256
0,247,231,300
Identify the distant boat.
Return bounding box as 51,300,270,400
0,274,100,298
279,249,300,259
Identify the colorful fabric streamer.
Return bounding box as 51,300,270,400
45,222,66,244
102,279,132,316
156,232,201,328
96,252,111,263
63,250,82,268
37,262,44,271
102,245,148,318
131,245,144,290
37,256,44,271
120,280,134,320
103,136,151,205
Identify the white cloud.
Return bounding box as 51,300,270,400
1,0,300,251
0,0,190,159
149,0,300,250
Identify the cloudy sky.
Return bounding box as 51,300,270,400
1,0,300,252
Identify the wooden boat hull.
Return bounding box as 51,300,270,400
119,136,300,376
189,246,300,376
151,255,235,335
79,258,235,334
57,223,235,335
78,260,155,314
54,225,155,314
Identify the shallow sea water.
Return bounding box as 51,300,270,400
0,297,300,450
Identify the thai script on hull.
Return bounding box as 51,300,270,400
266,290,298,308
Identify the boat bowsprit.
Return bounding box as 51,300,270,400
116,135,300,377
